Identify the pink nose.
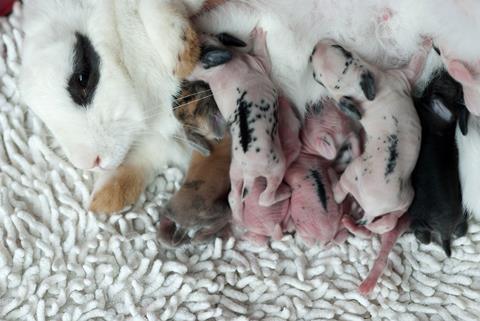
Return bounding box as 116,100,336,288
93,156,101,168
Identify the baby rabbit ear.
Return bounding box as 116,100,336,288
185,131,212,156
216,33,247,47
447,60,475,85
200,46,233,69
429,98,455,124
360,70,376,101
458,105,470,136
338,96,362,120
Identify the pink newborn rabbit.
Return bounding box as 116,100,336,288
310,39,430,234
188,27,289,219
234,97,301,245
285,99,357,246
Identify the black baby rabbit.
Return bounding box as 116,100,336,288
410,71,469,256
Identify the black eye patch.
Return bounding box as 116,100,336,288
68,32,100,107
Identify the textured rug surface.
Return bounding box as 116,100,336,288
1,4,480,321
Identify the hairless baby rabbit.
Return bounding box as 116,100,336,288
310,39,430,294
188,27,290,221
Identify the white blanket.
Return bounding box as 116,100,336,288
1,3,480,321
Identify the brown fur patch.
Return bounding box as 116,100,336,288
175,26,200,79
90,165,145,214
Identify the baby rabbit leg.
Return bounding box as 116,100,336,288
250,27,272,74
229,164,244,221
359,214,411,295
244,232,269,246
366,211,403,234
333,228,349,244
332,171,349,204
90,164,146,214
259,173,291,207
342,216,373,238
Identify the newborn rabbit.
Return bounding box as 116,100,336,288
285,99,357,246
439,55,480,116
310,39,429,235
410,71,469,256
188,27,290,219
19,0,204,214
159,81,231,247
310,39,430,295
234,97,300,245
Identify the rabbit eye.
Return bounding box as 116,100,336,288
78,72,88,87
68,33,100,107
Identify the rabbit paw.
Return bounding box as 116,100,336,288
89,165,145,214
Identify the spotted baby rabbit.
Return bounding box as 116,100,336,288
19,0,205,214
235,97,300,245
285,99,358,246
310,39,430,295
310,39,430,235
188,27,291,221
159,81,231,247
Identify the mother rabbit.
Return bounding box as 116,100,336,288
19,0,206,213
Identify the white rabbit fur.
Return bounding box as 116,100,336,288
457,117,480,220
193,0,480,116
20,0,206,213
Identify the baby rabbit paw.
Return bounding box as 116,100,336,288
89,165,145,214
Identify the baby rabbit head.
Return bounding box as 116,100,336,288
310,39,376,102
174,80,227,156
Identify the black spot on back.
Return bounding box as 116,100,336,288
236,90,254,153
310,170,328,211
68,33,100,107
385,134,399,177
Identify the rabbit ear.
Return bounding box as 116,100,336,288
447,60,475,85
338,96,362,120
216,33,247,47
359,70,376,101
458,105,470,136
429,98,455,124
175,26,201,78
185,131,212,156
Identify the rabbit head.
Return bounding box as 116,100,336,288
19,0,203,171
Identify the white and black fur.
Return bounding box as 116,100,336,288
19,0,205,201
457,111,480,221
410,70,469,256
193,0,480,116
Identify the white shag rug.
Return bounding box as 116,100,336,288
1,4,480,321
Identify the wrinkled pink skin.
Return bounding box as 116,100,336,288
189,28,289,219
282,99,358,246
278,96,302,168
302,99,362,160
343,213,411,295
234,97,301,244
236,178,291,245
285,153,348,246
311,40,428,234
